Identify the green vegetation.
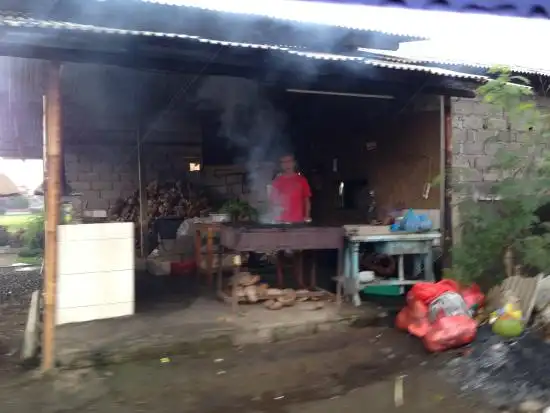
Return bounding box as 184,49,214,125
451,68,550,287
219,199,258,221
0,212,46,263
0,214,33,232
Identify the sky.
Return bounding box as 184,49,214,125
143,0,550,70
0,159,43,192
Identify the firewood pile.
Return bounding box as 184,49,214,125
229,272,325,311
109,180,211,223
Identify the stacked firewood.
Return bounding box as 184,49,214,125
109,180,211,223
230,272,324,311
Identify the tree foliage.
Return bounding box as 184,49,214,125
452,68,550,286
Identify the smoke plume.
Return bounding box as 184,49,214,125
194,76,289,218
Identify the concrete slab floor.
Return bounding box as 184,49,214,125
56,297,381,368
0,328,496,413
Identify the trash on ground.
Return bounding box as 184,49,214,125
395,280,483,352
445,325,550,408
518,399,545,413
490,291,524,338
394,375,405,407
160,357,171,364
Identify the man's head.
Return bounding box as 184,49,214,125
280,153,296,174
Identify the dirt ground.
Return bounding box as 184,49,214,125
0,327,496,413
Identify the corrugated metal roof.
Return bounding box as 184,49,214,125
131,0,426,39
357,48,550,77
0,15,289,51
287,50,487,81
137,0,550,20
0,14,485,82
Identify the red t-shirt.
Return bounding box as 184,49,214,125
271,173,311,223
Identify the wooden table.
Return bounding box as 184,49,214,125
193,222,221,286
343,227,440,306
217,224,345,312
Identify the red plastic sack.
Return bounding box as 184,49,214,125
408,280,460,305
422,314,477,352
461,283,484,310
396,300,430,338
397,280,483,352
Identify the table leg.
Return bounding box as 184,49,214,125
276,251,284,287
310,250,317,289
232,255,242,313
341,241,350,304
336,246,343,306
195,229,201,282
398,255,405,295
206,227,214,287
413,255,422,278
425,247,435,282
216,244,223,294
351,241,361,307
295,250,304,287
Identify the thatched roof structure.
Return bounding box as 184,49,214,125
0,173,21,197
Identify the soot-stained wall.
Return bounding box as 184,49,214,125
290,93,442,225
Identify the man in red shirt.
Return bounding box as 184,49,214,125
271,153,312,223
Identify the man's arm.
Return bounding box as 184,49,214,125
302,177,312,220
304,197,311,220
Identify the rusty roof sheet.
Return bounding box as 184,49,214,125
358,48,550,77
286,50,487,81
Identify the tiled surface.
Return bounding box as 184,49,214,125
57,270,134,309
58,238,134,275
57,223,135,325
57,302,134,326
58,222,133,242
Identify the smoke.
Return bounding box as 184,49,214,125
194,76,289,216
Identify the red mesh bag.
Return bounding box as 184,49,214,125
396,300,430,338
422,315,477,352
461,283,485,310
409,280,460,305
397,281,481,352
395,307,411,331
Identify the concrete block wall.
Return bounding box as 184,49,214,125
65,144,256,212
65,144,202,210
452,96,550,194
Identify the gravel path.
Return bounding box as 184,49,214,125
0,266,42,305
0,267,41,372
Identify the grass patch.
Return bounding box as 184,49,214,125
0,214,33,232
15,255,42,265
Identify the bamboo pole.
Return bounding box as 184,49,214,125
42,61,62,372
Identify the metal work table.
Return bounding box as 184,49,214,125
342,226,441,306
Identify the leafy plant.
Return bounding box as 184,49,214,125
451,68,550,286
219,199,258,221
22,213,45,251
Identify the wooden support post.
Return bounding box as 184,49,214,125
137,130,148,258
443,96,453,270
42,61,62,372
440,95,453,272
